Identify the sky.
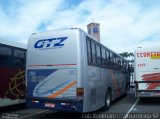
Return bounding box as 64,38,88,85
0,0,160,53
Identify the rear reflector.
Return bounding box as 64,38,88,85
61,103,70,106
32,100,39,103
77,88,84,100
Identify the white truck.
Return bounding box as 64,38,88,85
134,46,160,98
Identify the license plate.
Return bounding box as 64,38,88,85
45,103,55,108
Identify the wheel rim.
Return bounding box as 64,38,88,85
106,94,110,107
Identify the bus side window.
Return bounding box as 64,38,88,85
110,52,114,68
124,61,127,71
91,41,96,65
122,60,126,71
117,57,121,70
101,47,106,67
113,55,117,69
13,49,25,67
0,45,12,66
118,59,122,70
120,59,122,70
105,50,110,68
96,44,102,66
86,38,92,64
121,60,124,71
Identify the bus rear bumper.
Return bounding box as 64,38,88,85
135,81,160,97
26,97,83,112
135,90,160,97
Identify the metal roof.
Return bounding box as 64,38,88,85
0,39,27,49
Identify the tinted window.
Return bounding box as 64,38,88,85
105,50,110,67
117,57,121,70
91,41,96,65
0,46,12,55
110,52,114,67
86,39,92,64
0,46,12,66
85,36,126,71
101,47,106,66
14,49,25,58
13,49,25,67
96,44,101,66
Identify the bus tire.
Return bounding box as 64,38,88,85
103,91,111,111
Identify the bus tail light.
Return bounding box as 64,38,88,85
32,100,39,103
76,88,84,100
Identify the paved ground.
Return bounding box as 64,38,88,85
0,89,160,119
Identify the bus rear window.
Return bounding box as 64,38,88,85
14,49,25,58
13,49,25,67
0,46,11,55
0,46,12,65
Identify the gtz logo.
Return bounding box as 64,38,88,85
34,37,68,49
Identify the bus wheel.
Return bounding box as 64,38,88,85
103,91,111,111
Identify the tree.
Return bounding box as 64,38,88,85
119,52,134,63
119,52,133,59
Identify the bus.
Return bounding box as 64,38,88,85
0,39,26,107
26,28,130,112
134,46,160,98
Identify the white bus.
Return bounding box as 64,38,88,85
0,39,26,107
26,28,130,112
134,46,160,98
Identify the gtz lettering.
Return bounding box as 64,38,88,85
34,37,68,49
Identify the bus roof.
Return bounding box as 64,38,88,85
0,39,27,49
135,46,160,52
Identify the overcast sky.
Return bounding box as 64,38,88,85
0,0,160,53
